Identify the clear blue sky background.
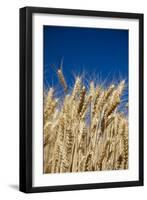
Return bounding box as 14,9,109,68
43,26,128,97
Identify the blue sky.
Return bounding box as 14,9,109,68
43,26,128,96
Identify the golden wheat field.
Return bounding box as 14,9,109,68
43,75,128,174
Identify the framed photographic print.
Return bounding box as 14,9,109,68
19,7,144,193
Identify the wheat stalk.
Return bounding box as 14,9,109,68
43,76,128,173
